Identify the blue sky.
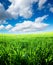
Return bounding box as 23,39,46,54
0,0,53,33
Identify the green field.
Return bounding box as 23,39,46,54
0,32,53,65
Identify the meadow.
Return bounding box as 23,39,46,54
0,32,53,65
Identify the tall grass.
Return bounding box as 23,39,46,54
0,33,53,65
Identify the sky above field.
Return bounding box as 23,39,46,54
0,0,53,33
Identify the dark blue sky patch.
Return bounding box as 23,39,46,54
0,0,11,9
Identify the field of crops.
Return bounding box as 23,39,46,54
0,32,53,65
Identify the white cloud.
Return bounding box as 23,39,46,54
0,0,48,21
10,15,49,32
35,15,48,23
7,0,48,19
0,24,12,30
0,3,7,20
38,0,47,9
0,3,12,21
7,0,38,18
0,15,49,32
0,20,8,24
50,7,53,13
0,0,38,23
5,24,13,30
0,25,5,30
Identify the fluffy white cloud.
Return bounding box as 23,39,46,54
0,15,49,32
0,3,7,20
8,0,48,17
0,0,38,22
7,0,48,19
7,0,38,18
0,25,5,30
5,24,13,30
38,0,47,9
10,15,49,32
0,0,48,21
35,15,48,23
0,24,12,30
0,20,8,24
50,7,53,13
0,3,12,21
0,3,12,25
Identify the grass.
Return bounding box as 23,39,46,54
0,32,53,65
